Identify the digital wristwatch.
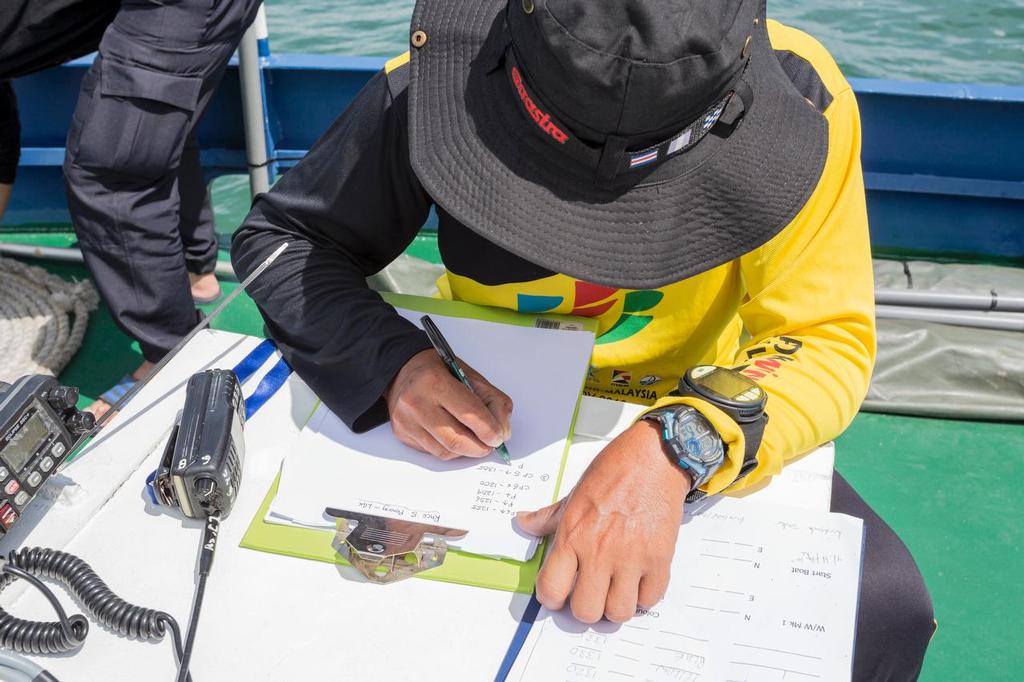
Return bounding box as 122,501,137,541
645,365,768,502
678,365,768,486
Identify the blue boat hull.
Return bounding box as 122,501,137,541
7,54,1024,261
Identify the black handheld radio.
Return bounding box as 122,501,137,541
153,369,246,520
0,376,95,535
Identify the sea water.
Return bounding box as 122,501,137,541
212,0,1024,231
262,0,1024,83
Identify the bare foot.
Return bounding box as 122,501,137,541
189,272,221,303
85,361,156,420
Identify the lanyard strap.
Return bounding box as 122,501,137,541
233,338,278,385
494,593,543,681
241,357,291,419
232,338,292,419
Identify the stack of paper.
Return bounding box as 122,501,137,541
508,497,864,681
266,300,596,562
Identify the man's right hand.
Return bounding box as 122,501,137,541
385,349,513,461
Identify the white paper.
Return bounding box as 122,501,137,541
510,498,864,682
269,308,594,561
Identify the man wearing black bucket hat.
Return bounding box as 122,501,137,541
233,0,934,677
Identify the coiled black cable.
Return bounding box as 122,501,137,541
0,547,188,678
0,561,87,655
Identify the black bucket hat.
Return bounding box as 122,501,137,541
408,0,828,289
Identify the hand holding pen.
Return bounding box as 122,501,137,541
383,316,513,463
420,315,512,463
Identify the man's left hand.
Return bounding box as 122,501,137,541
516,420,691,623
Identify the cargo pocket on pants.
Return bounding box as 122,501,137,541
74,59,202,182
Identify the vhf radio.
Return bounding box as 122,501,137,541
153,369,246,520
0,375,95,535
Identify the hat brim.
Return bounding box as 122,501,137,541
409,0,828,290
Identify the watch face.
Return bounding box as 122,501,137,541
691,366,764,404
689,436,724,465
682,366,767,425
675,408,725,466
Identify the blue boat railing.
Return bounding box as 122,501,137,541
7,53,1024,261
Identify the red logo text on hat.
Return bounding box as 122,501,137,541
511,66,569,144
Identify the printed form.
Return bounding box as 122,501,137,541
267,307,595,561
509,498,864,682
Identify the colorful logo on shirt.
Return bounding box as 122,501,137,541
611,369,632,385
639,375,661,386
736,336,805,380
515,282,664,345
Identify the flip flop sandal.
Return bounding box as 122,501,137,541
97,374,138,407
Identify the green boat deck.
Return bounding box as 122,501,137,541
4,231,1020,681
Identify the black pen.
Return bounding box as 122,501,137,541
421,315,512,464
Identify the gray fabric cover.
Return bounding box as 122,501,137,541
867,260,1024,421
874,259,1024,298
865,319,1024,421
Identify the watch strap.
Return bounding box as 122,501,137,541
684,412,768,503
733,412,768,485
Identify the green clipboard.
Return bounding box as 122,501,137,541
239,293,597,593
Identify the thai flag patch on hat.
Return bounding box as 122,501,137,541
629,149,659,168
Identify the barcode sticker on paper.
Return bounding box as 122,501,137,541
535,319,585,332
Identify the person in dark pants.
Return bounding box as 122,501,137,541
63,0,261,415
0,81,17,222
1,0,120,224
233,0,934,677
833,475,936,680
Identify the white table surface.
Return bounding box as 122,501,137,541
0,330,833,682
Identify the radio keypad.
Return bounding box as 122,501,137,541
0,377,91,537
0,504,17,529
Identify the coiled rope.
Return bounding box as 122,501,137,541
0,256,98,383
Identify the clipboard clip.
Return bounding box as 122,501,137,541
325,508,468,584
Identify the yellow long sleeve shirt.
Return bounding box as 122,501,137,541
437,21,876,495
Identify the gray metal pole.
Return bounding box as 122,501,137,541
238,4,271,197
875,288,1024,313
0,243,237,279
875,304,1024,331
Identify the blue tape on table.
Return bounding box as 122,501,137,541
242,357,291,419
233,338,278,385
495,593,542,681
145,470,159,505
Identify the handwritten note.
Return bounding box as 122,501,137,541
509,498,863,681
267,308,594,561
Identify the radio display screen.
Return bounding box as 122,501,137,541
2,412,48,472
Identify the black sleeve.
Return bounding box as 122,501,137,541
231,70,434,432
0,81,19,184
